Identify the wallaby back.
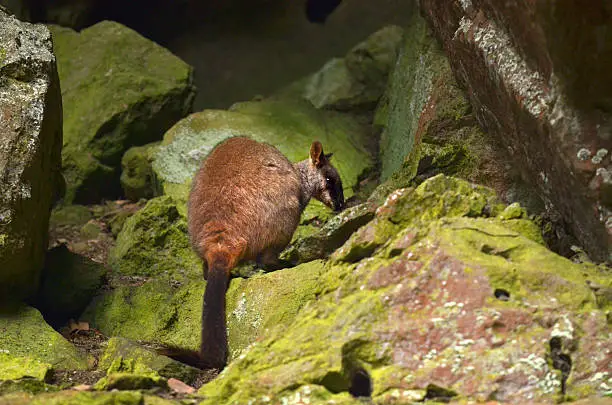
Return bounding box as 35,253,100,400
188,136,302,264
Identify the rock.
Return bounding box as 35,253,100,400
35,244,107,327
0,11,63,302
0,305,89,373
199,175,611,404
97,337,201,385
152,99,373,217
82,275,204,354
93,373,166,391
275,25,404,111
120,142,161,201
225,261,324,359
49,21,195,204
376,13,441,182
83,260,325,362
108,196,200,279
282,202,377,264
0,391,157,405
420,0,612,262
375,12,527,214
0,354,51,381
49,205,92,229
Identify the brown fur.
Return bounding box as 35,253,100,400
188,137,302,268
183,136,343,370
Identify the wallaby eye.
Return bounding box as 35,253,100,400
325,177,331,183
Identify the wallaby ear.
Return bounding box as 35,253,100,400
310,141,325,168
324,152,333,160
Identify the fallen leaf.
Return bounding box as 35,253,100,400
168,378,196,394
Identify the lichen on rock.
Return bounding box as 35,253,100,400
0,10,63,302
198,175,610,404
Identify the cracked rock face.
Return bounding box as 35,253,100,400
420,0,612,262
0,11,63,301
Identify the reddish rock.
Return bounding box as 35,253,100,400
419,0,612,261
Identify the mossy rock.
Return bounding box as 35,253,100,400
0,305,89,372
0,391,160,405
378,12,442,181
274,25,404,111
108,196,200,279
49,21,196,204
226,260,325,360
49,205,92,228
93,373,166,391
151,99,373,215
199,175,611,404
35,244,107,327
281,203,377,264
83,260,328,362
97,338,201,385
0,354,51,382
0,11,63,303
120,142,162,201
82,275,203,352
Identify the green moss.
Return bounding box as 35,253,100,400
49,205,92,228
0,378,58,396
0,305,88,371
109,196,200,278
93,373,166,391
436,217,609,311
338,175,503,262
379,13,441,180
226,261,325,360
120,142,161,201
195,174,609,403
98,338,201,385
82,276,204,351
8,390,146,405
49,22,195,204
152,99,373,205
0,354,51,381
499,218,545,245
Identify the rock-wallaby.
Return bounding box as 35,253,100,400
163,136,344,370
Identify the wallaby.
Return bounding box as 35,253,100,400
163,136,344,370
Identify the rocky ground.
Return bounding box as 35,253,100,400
0,2,611,405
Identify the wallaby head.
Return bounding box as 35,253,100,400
306,141,345,212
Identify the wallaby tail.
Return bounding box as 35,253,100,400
200,253,231,370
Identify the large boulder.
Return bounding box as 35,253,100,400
50,21,195,204
275,25,405,112
198,175,611,404
151,99,374,215
0,11,63,302
420,0,612,262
